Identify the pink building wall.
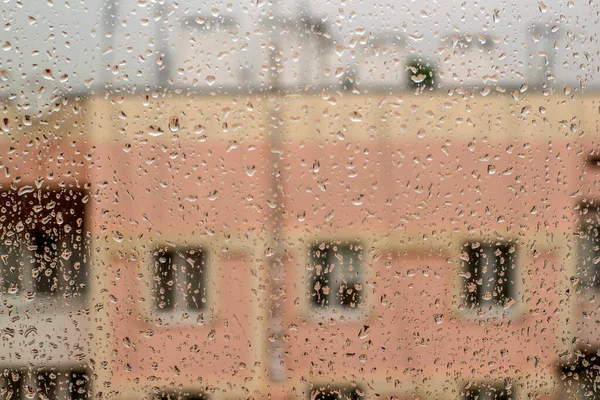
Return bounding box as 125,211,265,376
1,91,597,399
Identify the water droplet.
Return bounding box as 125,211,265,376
113,231,124,243
193,125,205,135
408,33,424,41
24,326,37,337
24,385,35,399
380,294,388,306
352,194,364,206
493,9,500,23
168,117,180,132
226,141,238,153
503,298,516,309
521,105,532,117
297,211,306,222
411,74,426,83
205,75,216,86
147,125,164,137
206,190,219,201
349,111,362,122
358,325,371,339
18,185,34,196
42,68,54,80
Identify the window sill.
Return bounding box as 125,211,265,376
305,306,368,323
1,294,88,311
146,309,213,328
457,305,522,323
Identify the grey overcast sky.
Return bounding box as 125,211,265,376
1,0,598,99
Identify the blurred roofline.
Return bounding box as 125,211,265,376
2,81,599,106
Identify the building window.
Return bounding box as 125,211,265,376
310,384,364,400
70,370,89,400
561,348,600,400
577,203,600,290
587,152,600,168
0,188,88,298
463,383,513,400
1,368,23,400
308,242,363,312
153,246,207,312
462,241,517,310
0,368,90,400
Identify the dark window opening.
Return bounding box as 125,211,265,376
309,242,363,311
1,368,89,400
70,370,90,400
0,241,24,294
577,203,600,290
37,371,59,400
463,384,513,400
0,187,88,299
153,246,207,312
33,231,60,295
561,348,600,400
310,384,363,400
462,241,517,309
587,153,600,168
1,369,23,400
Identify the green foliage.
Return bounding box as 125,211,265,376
407,59,436,89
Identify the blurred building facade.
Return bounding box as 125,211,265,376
0,87,598,400
0,6,599,400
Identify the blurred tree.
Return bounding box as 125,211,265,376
407,58,436,89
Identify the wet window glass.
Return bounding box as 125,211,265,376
0,0,599,399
